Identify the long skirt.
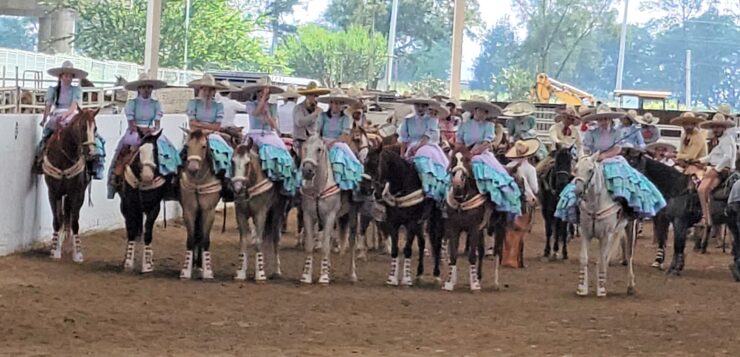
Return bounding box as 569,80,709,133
247,131,300,196
412,143,450,202
328,141,364,191
554,156,667,223
471,150,521,215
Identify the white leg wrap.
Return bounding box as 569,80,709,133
180,250,193,280
443,265,457,291
469,265,481,292
577,265,589,296
401,258,413,286
318,258,331,284
141,245,154,273
123,241,136,271
254,252,267,282
50,232,62,260
72,235,84,263
386,257,399,286
201,251,214,280
234,253,248,281
300,256,313,284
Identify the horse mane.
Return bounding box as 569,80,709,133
379,148,419,193
642,154,689,198
189,129,206,140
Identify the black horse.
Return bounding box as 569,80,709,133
622,148,738,276
538,147,574,260
366,146,443,286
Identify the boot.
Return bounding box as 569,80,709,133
49,232,62,260
235,253,248,281
401,258,413,286
386,257,399,286
318,258,331,284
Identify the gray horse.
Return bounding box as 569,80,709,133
299,134,360,284
573,153,633,297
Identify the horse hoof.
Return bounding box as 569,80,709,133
442,282,454,291
650,261,663,270
180,270,192,280
357,251,367,261
434,276,442,285
597,290,607,298
548,254,557,262
234,270,247,281
350,275,358,283
627,286,636,296
300,276,313,284
576,285,588,296
318,275,330,284
270,272,283,280
401,278,413,287
620,259,628,266
386,277,399,286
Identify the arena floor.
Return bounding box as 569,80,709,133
1,210,738,356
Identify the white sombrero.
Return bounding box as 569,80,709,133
187,73,228,90
317,88,359,106
124,73,167,91
47,60,88,79
581,104,626,121
646,141,677,153
241,76,285,95
638,112,660,126
461,98,503,119
717,104,736,118
502,101,535,117
297,81,331,96
553,105,581,124
670,111,705,126
281,85,300,100
700,113,735,129
218,80,242,92
346,87,374,101
505,138,541,159
429,102,450,118
398,96,438,106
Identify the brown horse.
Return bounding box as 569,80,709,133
42,108,100,262
179,130,222,280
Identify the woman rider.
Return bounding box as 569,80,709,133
555,104,666,223
241,77,300,195
455,99,521,215
316,89,364,192
397,96,450,203
107,73,179,198
34,61,105,178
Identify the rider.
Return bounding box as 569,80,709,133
293,81,331,159
646,142,677,167
215,80,246,145
671,112,708,163
455,99,521,215
618,110,646,150
278,85,300,135
243,77,300,195
504,101,537,143
548,105,583,155
316,89,365,192
640,112,661,145
34,61,106,178
439,99,461,145
696,113,737,226
555,104,666,223
505,138,540,207
107,73,179,198
397,96,450,203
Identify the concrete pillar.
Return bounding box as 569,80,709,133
449,0,465,100
38,15,52,53
144,0,162,78
49,9,75,54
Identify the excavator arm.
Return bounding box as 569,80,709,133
532,73,595,106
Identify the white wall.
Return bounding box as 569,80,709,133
0,113,192,256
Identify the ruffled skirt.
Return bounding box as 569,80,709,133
328,142,364,191
471,151,521,215
412,143,450,202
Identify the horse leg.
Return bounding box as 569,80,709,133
295,206,305,249
401,223,418,286
428,214,443,283
341,210,358,283
234,204,250,281
69,193,85,264
626,224,637,295
415,222,427,282
443,228,460,292
300,207,316,284
120,197,138,271
557,218,569,260
543,213,553,259
468,230,481,292
386,224,400,286
319,210,338,284
251,209,268,282
729,212,740,281
271,197,288,279
596,236,609,298
492,217,506,291
651,213,669,270
577,233,590,296
179,198,197,280
668,219,688,276
199,204,218,280
356,214,370,260
141,197,160,273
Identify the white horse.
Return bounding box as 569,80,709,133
573,153,635,297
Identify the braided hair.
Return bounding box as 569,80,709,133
54,79,61,106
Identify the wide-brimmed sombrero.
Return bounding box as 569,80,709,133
281,85,300,100
429,102,450,118
717,104,736,118
317,88,359,106
187,73,228,90
399,96,438,107
554,105,581,124
346,87,374,101
646,141,677,153
297,81,330,96
47,60,88,79
241,77,284,95
638,112,659,126
670,112,705,126
581,104,626,121
217,80,242,93
124,73,167,91
505,138,541,159
502,101,535,117
461,98,503,118
700,113,735,129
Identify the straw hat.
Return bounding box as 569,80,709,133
505,138,541,159
218,80,242,93
398,96,438,106
241,76,284,95
700,113,735,129
461,97,503,118
553,105,581,124
187,73,228,90
432,94,450,102
297,81,331,96
639,112,660,126
429,103,450,118
646,141,677,153
124,72,167,91
502,101,535,117
317,88,359,106
47,60,88,79
281,85,300,100
346,87,374,101
670,112,705,126
581,104,626,121
343,102,365,118
717,103,736,118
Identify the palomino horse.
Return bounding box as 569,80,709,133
538,146,574,260
444,152,492,292
179,130,222,280
573,153,632,297
299,134,360,284
231,140,289,281
42,108,100,262
119,129,170,273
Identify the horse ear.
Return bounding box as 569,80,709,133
92,107,101,117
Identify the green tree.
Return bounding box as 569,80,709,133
470,17,519,91
0,16,37,51
496,66,531,101
395,38,451,82
278,24,387,87
408,75,448,97
67,0,270,71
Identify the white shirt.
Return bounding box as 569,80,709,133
215,93,245,128
701,129,737,171
278,101,297,135
506,159,538,202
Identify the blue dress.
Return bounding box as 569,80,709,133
121,98,180,176
617,123,646,149
186,99,232,177
318,112,364,191
245,100,300,195
398,113,450,202
554,126,666,223
457,119,521,215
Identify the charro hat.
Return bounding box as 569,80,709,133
241,76,285,95
505,138,540,159
124,72,167,91
47,60,88,79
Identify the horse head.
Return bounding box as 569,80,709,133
184,130,209,176
574,152,600,197
552,145,574,191
136,128,161,184
74,108,99,162
231,138,261,197
300,134,328,190
450,151,473,199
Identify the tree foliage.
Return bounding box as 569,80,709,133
470,17,519,91
0,16,37,51
278,24,387,88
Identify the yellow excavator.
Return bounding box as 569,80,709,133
532,73,596,106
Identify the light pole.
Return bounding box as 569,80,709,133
384,0,400,90
144,0,162,78
183,0,191,71
615,0,629,92
449,0,465,99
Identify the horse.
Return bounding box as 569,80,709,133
538,146,574,260
443,152,492,292
622,148,738,275
118,129,171,273
298,134,360,284
231,140,289,281
369,147,443,286
42,108,100,262
573,153,633,297
179,130,223,280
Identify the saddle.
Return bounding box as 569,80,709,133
114,146,138,177
219,127,244,149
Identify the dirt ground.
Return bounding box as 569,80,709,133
1,209,739,357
